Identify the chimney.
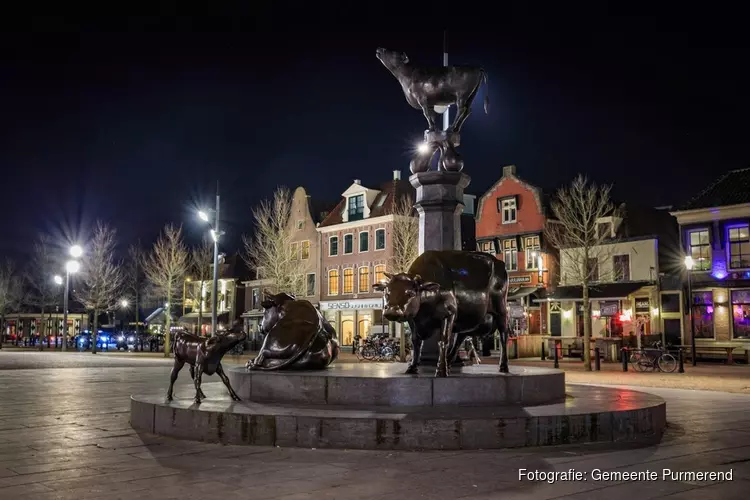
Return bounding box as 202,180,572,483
503,165,516,177
393,170,401,180
353,179,361,185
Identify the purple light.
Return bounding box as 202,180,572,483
707,306,714,314
712,260,727,280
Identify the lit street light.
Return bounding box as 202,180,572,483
70,245,83,259
197,210,209,222
197,181,224,337
121,299,129,308
684,255,696,366
53,275,63,286
417,142,430,155
60,255,81,351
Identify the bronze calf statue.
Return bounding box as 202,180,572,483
166,328,246,404
247,292,339,370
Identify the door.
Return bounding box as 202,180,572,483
341,319,354,346
549,312,561,337
663,318,681,346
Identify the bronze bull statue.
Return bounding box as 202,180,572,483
246,292,340,370
374,250,509,377
166,327,246,404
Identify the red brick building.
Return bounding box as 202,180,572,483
476,165,559,337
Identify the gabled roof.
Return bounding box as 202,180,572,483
318,178,416,228
614,204,678,241
476,165,547,221
677,168,750,211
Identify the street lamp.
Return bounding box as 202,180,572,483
684,255,696,366
417,142,431,155
121,299,129,308
61,258,81,351
197,181,223,337
70,245,83,259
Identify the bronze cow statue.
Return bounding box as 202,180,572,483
376,47,489,134
374,250,509,377
247,292,339,370
166,327,246,404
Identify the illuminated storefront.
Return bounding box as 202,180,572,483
319,298,383,346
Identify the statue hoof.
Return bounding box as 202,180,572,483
193,398,202,405
404,365,418,375
231,395,241,402
499,365,509,373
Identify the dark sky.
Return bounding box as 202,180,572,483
2,6,748,262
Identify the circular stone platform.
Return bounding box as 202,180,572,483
226,364,566,407
130,383,666,450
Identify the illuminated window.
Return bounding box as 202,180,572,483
480,241,494,254
301,240,310,260
728,225,750,269
499,197,517,223
343,268,354,294
524,236,539,270
328,269,339,295
688,229,710,271
358,266,370,293
502,239,517,271
374,264,386,284
692,291,714,339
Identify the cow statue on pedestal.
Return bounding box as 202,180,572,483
374,250,510,377
246,292,340,371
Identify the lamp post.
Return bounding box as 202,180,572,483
61,256,81,351
685,255,696,366
198,181,223,337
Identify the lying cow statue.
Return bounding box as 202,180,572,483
166,326,246,404
246,292,340,370
374,250,510,377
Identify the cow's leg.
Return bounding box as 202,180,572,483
446,332,467,365
216,363,241,401
193,365,204,404
188,365,206,398
166,358,184,402
495,312,510,374
405,323,422,374
419,101,438,131
450,98,472,134
436,315,456,377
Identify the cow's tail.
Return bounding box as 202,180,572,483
481,69,490,114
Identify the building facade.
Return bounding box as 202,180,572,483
670,168,750,350
3,312,88,343
316,170,414,347
475,165,558,336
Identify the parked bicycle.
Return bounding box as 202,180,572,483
356,334,411,362
630,340,677,373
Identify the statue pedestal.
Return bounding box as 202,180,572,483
410,170,471,365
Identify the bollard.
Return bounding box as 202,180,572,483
594,347,601,371
553,342,559,368
678,348,685,373
622,347,628,372
541,341,546,361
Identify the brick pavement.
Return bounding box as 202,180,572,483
0,351,749,499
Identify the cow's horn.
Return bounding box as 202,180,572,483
413,274,423,283
383,272,394,280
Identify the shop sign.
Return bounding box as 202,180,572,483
509,275,532,284
634,298,650,313
320,299,384,311
600,301,619,317
509,304,525,318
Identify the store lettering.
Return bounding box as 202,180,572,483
509,275,532,284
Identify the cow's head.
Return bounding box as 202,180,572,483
376,48,409,71
260,290,296,334
205,329,246,357
373,272,440,322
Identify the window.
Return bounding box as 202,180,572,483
374,264,386,284
375,229,386,250
301,240,310,260
500,197,517,224
660,293,680,313
613,254,630,282
524,236,540,270
329,236,339,256
728,225,750,269
480,241,494,254
306,273,316,296
290,242,298,260
692,291,714,339
502,239,517,271
358,267,369,293
343,268,354,294
348,195,365,221
344,234,354,254
587,258,599,281
688,229,711,271
359,231,369,252
296,220,304,231
731,290,750,339
251,288,260,310
328,269,339,295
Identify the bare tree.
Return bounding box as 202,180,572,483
125,243,146,334
0,259,23,349
544,175,621,371
75,222,125,354
25,235,60,350
143,224,189,356
390,193,419,274
188,236,213,335
242,187,306,295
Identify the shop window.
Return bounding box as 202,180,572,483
731,289,750,339
691,291,714,339
502,239,518,271
613,254,630,282
358,266,370,293
688,229,711,271
359,231,369,252
343,268,354,294
728,225,750,269
341,318,354,345
344,234,354,254
306,273,316,296
374,264,386,284
301,240,310,260
499,197,517,223
329,236,339,256
328,269,339,295
358,316,371,338
375,229,386,250
524,236,540,270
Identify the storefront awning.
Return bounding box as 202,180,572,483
534,281,651,302
508,287,541,301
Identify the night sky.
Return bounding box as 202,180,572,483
2,6,748,262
